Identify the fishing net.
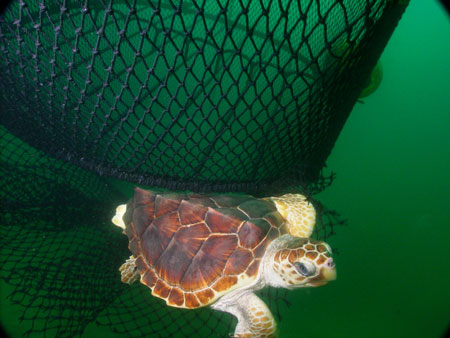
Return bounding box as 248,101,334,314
0,0,407,337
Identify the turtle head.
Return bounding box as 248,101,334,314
270,237,336,288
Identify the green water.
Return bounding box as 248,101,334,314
2,0,450,337
278,1,450,337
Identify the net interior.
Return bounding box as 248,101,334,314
1,0,406,194
0,0,407,337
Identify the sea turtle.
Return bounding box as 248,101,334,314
112,187,336,338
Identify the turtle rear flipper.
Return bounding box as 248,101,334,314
119,256,139,284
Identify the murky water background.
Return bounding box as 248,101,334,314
1,1,449,337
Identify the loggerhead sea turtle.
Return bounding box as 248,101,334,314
112,187,336,338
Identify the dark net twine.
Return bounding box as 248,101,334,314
0,125,342,337
0,0,407,337
0,0,407,194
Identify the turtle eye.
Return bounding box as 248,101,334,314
294,261,316,277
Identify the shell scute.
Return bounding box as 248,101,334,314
128,237,139,257
255,227,281,258
215,207,249,222
153,279,171,299
238,199,277,218
142,269,157,288
184,293,200,308
141,212,180,265
181,234,236,290
155,223,210,285
212,275,238,292
188,197,216,208
205,208,242,233
178,200,207,225
248,218,272,235
263,211,285,229
155,194,181,217
168,287,185,307
135,255,147,271
132,205,154,237
223,247,253,275
210,194,253,208
195,288,215,305
246,259,260,277
133,187,155,206
238,221,266,250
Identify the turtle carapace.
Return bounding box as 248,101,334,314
112,188,336,338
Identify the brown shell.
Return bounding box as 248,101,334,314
123,187,286,308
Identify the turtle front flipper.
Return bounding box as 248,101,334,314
212,292,277,338
119,256,139,284
267,194,316,238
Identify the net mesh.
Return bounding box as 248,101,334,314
1,125,342,337
1,0,407,194
0,0,407,337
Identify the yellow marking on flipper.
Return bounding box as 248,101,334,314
247,295,277,338
268,194,316,238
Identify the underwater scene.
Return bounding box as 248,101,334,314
1,0,449,337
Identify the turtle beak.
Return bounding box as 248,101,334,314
321,258,336,281
321,265,337,282
309,258,336,286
